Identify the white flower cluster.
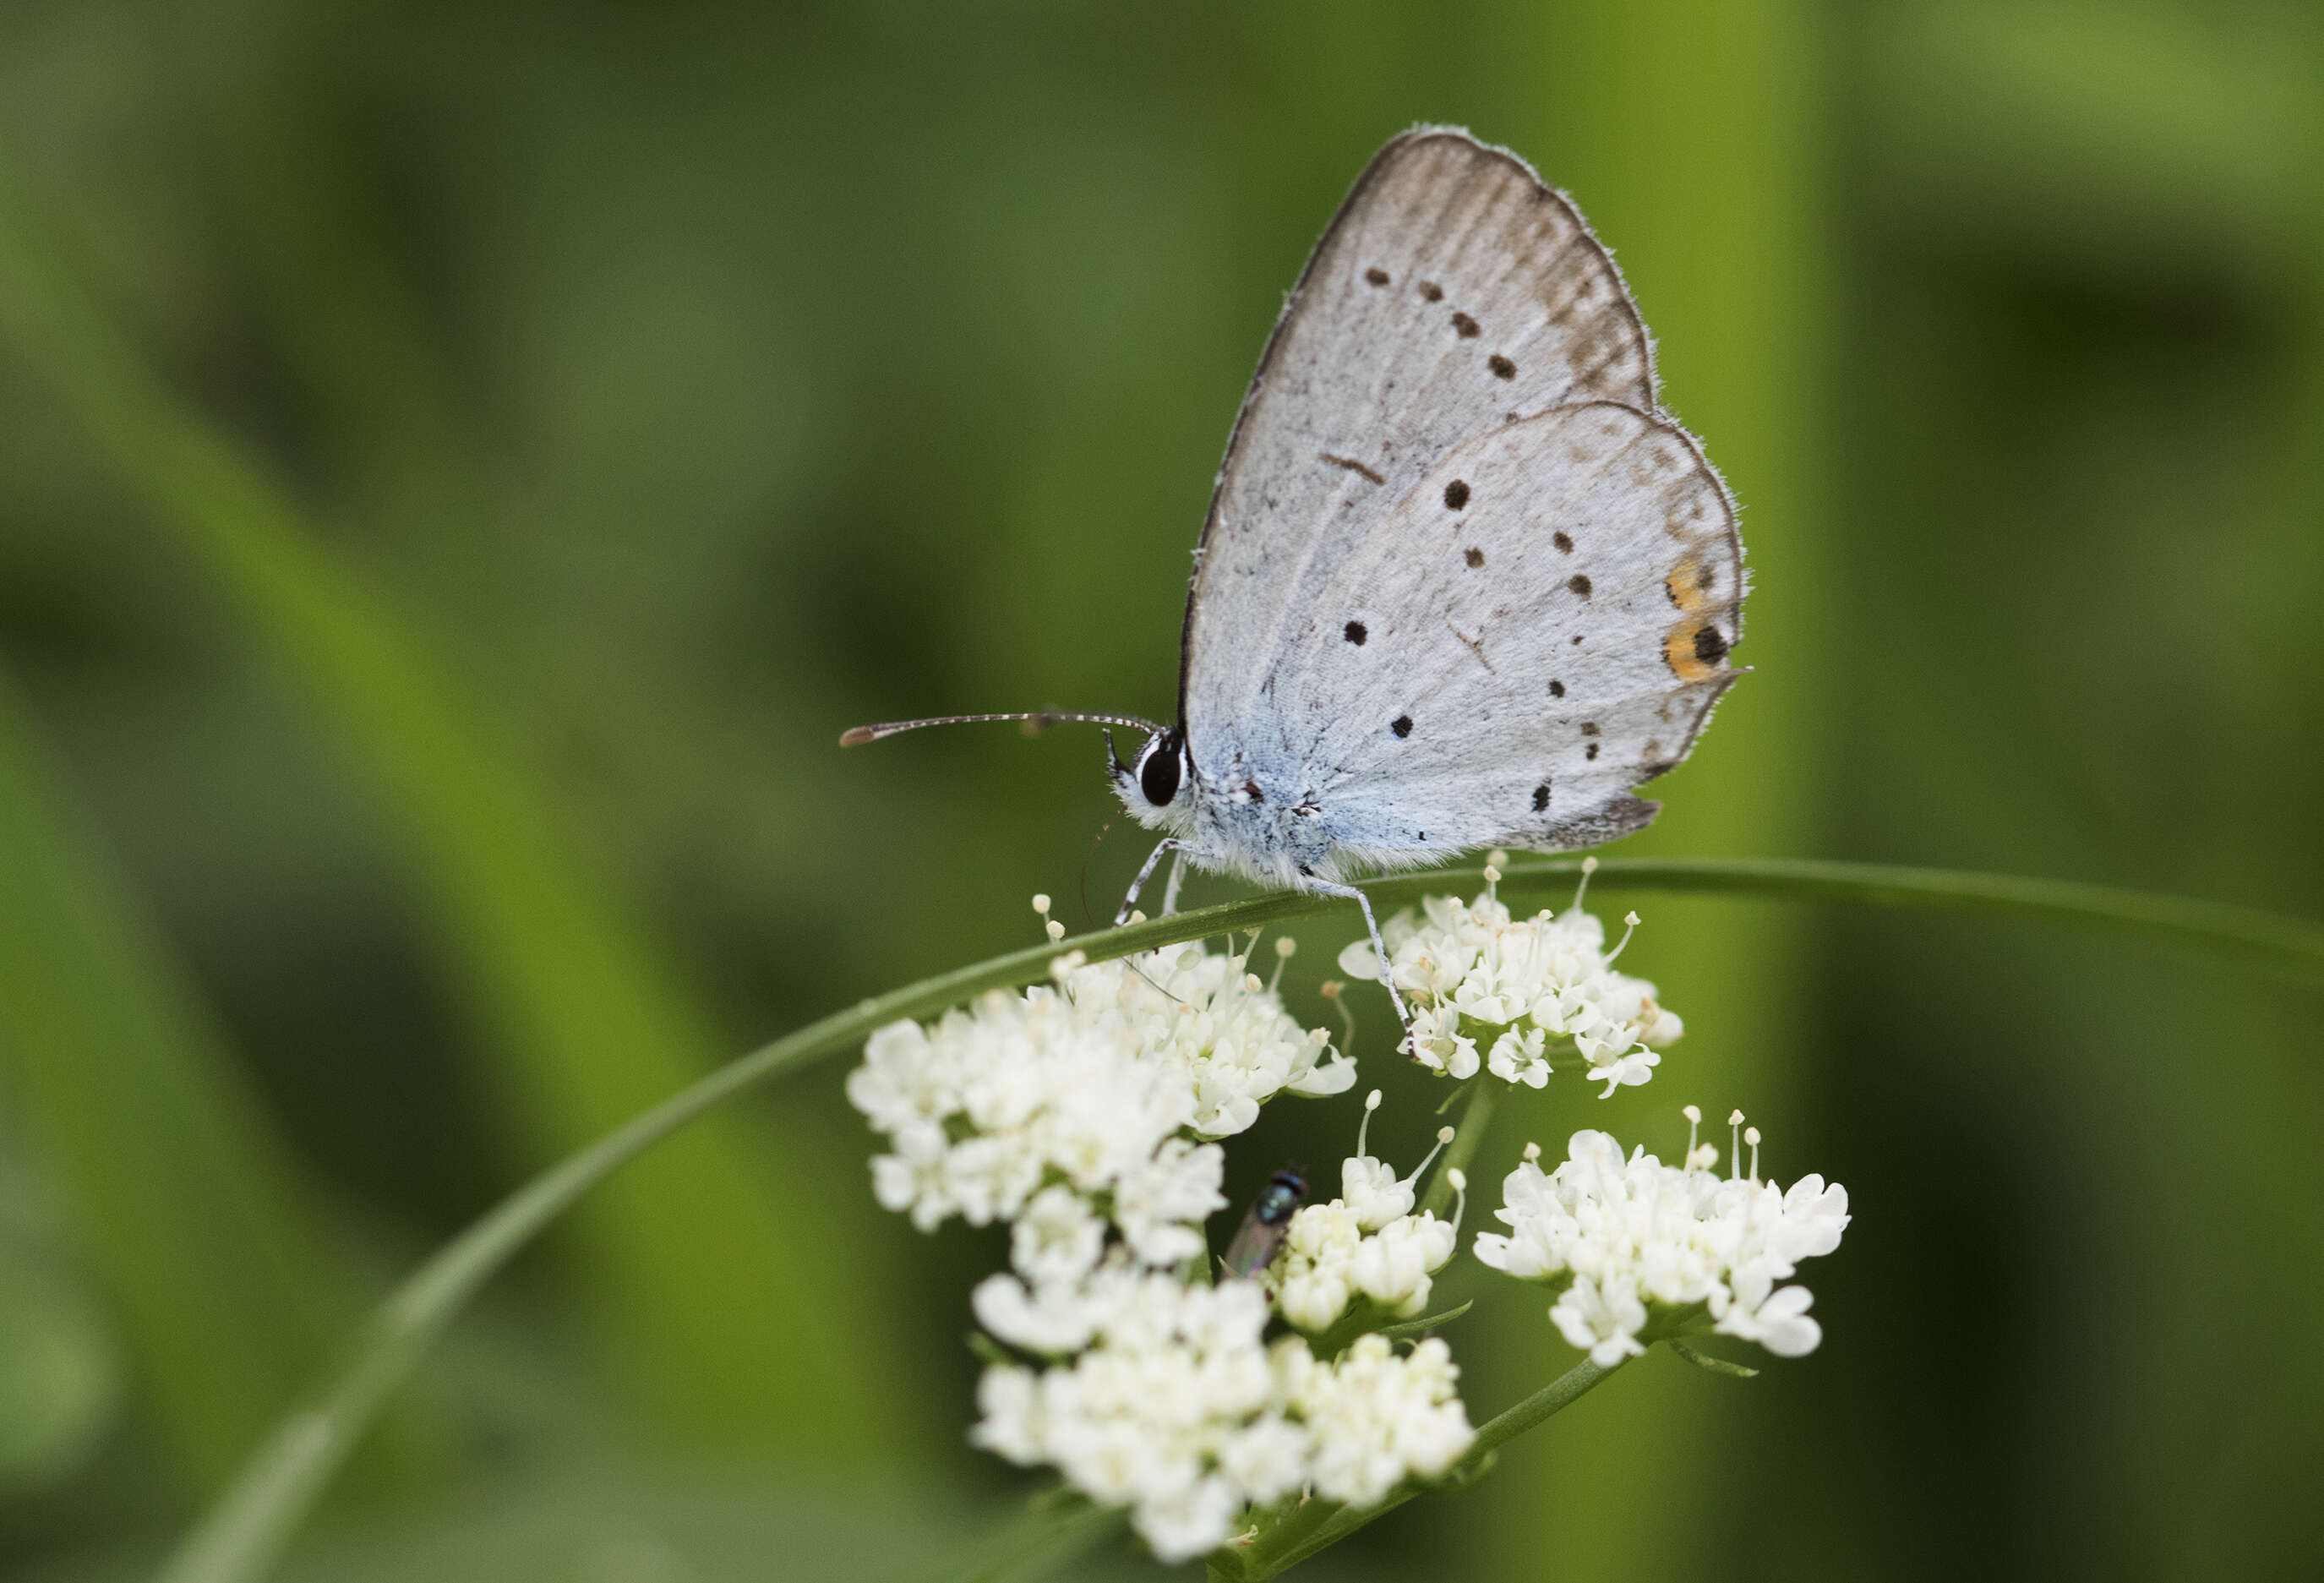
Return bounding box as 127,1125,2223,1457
1276,1334,1474,1508
1474,1110,1851,1366
974,1275,1474,1560
1337,862,1683,1095
1275,1094,1460,1333
854,925,1480,1561
848,931,1354,1254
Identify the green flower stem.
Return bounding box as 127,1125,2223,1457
1418,1078,1500,1220
1241,1356,1621,1579
1466,1353,1623,1458
1224,1491,1339,1580
152,857,2324,1583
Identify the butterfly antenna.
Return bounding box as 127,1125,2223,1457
839,711,1166,746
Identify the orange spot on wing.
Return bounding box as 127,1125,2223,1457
1665,625,1720,683
1664,554,1714,613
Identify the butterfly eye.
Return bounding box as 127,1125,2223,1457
1138,731,1185,806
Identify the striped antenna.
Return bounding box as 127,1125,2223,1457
838,711,1167,747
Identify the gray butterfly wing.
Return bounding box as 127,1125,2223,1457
1182,126,1655,743
1279,402,1741,862
1181,126,1739,865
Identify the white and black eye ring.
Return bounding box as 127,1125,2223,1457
1137,728,1186,806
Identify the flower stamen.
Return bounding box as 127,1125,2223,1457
1407,1124,1455,1190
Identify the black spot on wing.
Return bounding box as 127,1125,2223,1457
1488,354,1516,379
1319,452,1386,485
1392,715,1413,739
1464,548,1484,568
1344,620,1367,646
1451,311,1481,338
1568,575,1592,598
1549,680,1565,697
1694,625,1730,663
1443,479,1470,510
1418,281,1443,302
1532,783,1551,812
1585,742,1601,761
1580,722,1600,735
1364,266,1390,287
1552,532,1574,554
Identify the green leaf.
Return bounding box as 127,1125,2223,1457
1669,1340,1760,1378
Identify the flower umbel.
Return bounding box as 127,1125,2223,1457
848,934,1353,1240
1274,1092,1461,1332
1474,1108,1851,1365
1337,858,1683,1094
972,1273,1476,1560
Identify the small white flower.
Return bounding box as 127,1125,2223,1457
1279,1200,1362,1332
1217,1415,1308,1506
1339,1154,1413,1229
1716,1269,1822,1357
1132,1476,1241,1563
1775,1174,1851,1264
1349,1213,1457,1318
972,1272,1099,1356
1550,1274,1649,1366
1011,1187,1106,1286
1583,1045,1660,1098
1112,1137,1226,1268
968,1364,1045,1464
1403,1003,1480,1078
1487,1023,1551,1088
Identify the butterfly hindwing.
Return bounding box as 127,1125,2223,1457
1284,402,1742,862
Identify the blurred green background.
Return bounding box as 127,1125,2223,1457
1,0,2321,1578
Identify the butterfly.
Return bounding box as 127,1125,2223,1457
844,126,1744,1026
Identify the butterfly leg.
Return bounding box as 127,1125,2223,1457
1302,877,1416,1049
1116,838,1184,925
1159,849,1187,916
